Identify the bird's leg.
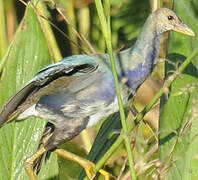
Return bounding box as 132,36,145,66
128,97,138,117
54,148,110,180
129,103,138,117
24,146,47,180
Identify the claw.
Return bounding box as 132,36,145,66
24,147,47,180
54,148,110,180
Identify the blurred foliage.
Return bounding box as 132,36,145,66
0,0,197,180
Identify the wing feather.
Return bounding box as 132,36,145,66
0,55,98,126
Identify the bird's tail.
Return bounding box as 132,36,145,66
33,122,55,174
0,81,37,127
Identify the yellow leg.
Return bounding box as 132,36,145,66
24,147,47,180
24,146,110,180
54,148,110,180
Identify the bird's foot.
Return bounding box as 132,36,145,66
24,147,110,180
54,148,110,180
80,160,110,180
24,146,47,180
24,160,37,180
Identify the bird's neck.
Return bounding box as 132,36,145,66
132,14,160,65
119,15,161,93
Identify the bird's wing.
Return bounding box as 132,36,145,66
34,55,98,85
0,55,98,127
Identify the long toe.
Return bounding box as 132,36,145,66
99,169,110,180
83,161,110,180
54,148,111,179
83,163,96,180
24,158,37,180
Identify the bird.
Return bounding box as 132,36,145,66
0,8,195,180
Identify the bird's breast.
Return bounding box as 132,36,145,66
120,64,149,94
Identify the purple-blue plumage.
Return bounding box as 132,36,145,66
121,64,143,93
91,74,116,104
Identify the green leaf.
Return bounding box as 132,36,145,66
159,0,198,179
159,75,198,179
0,5,58,180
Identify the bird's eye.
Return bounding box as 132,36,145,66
168,15,174,20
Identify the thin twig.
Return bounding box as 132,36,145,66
136,143,158,174
116,157,128,180
39,15,89,54
49,0,96,54
17,0,27,6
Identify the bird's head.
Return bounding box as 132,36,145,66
154,8,195,36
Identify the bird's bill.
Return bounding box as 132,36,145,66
173,22,195,36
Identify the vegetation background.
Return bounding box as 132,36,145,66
0,0,198,179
